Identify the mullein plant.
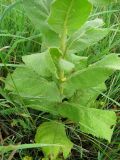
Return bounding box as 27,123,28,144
5,0,120,159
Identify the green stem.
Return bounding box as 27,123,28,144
59,28,67,96
60,28,67,54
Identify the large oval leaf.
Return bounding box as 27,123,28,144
67,19,109,54
22,0,52,31
5,67,61,103
35,121,73,159
71,83,106,108
22,0,60,48
22,50,58,78
58,103,116,142
64,54,120,96
48,0,92,35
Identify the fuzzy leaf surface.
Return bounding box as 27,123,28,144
71,83,106,108
22,51,57,78
58,103,116,142
22,0,52,31
5,67,60,103
67,19,109,54
59,59,75,73
35,121,73,159
22,0,60,48
48,0,92,35
64,54,120,95
66,54,88,71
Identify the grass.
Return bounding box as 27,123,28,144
0,0,120,160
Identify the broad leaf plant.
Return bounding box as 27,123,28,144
5,0,120,159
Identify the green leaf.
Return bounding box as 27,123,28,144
66,54,88,71
92,54,120,70
50,48,75,76
22,0,60,48
89,0,117,6
58,103,116,142
67,54,88,64
59,59,75,73
42,29,60,48
22,0,52,31
25,100,58,115
25,83,106,112
5,67,61,103
49,48,62,67
48,0,92,35
64,54,120,95
22,50,58,78
71,83,106,108
65,67,110,90
83,18,105,28
35,121,73,159
67,19,109,54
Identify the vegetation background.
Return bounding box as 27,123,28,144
0,0,120,159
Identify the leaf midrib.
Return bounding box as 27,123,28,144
63,0,74,34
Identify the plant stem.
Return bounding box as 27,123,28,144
59,28,67,96
60,28,67,55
